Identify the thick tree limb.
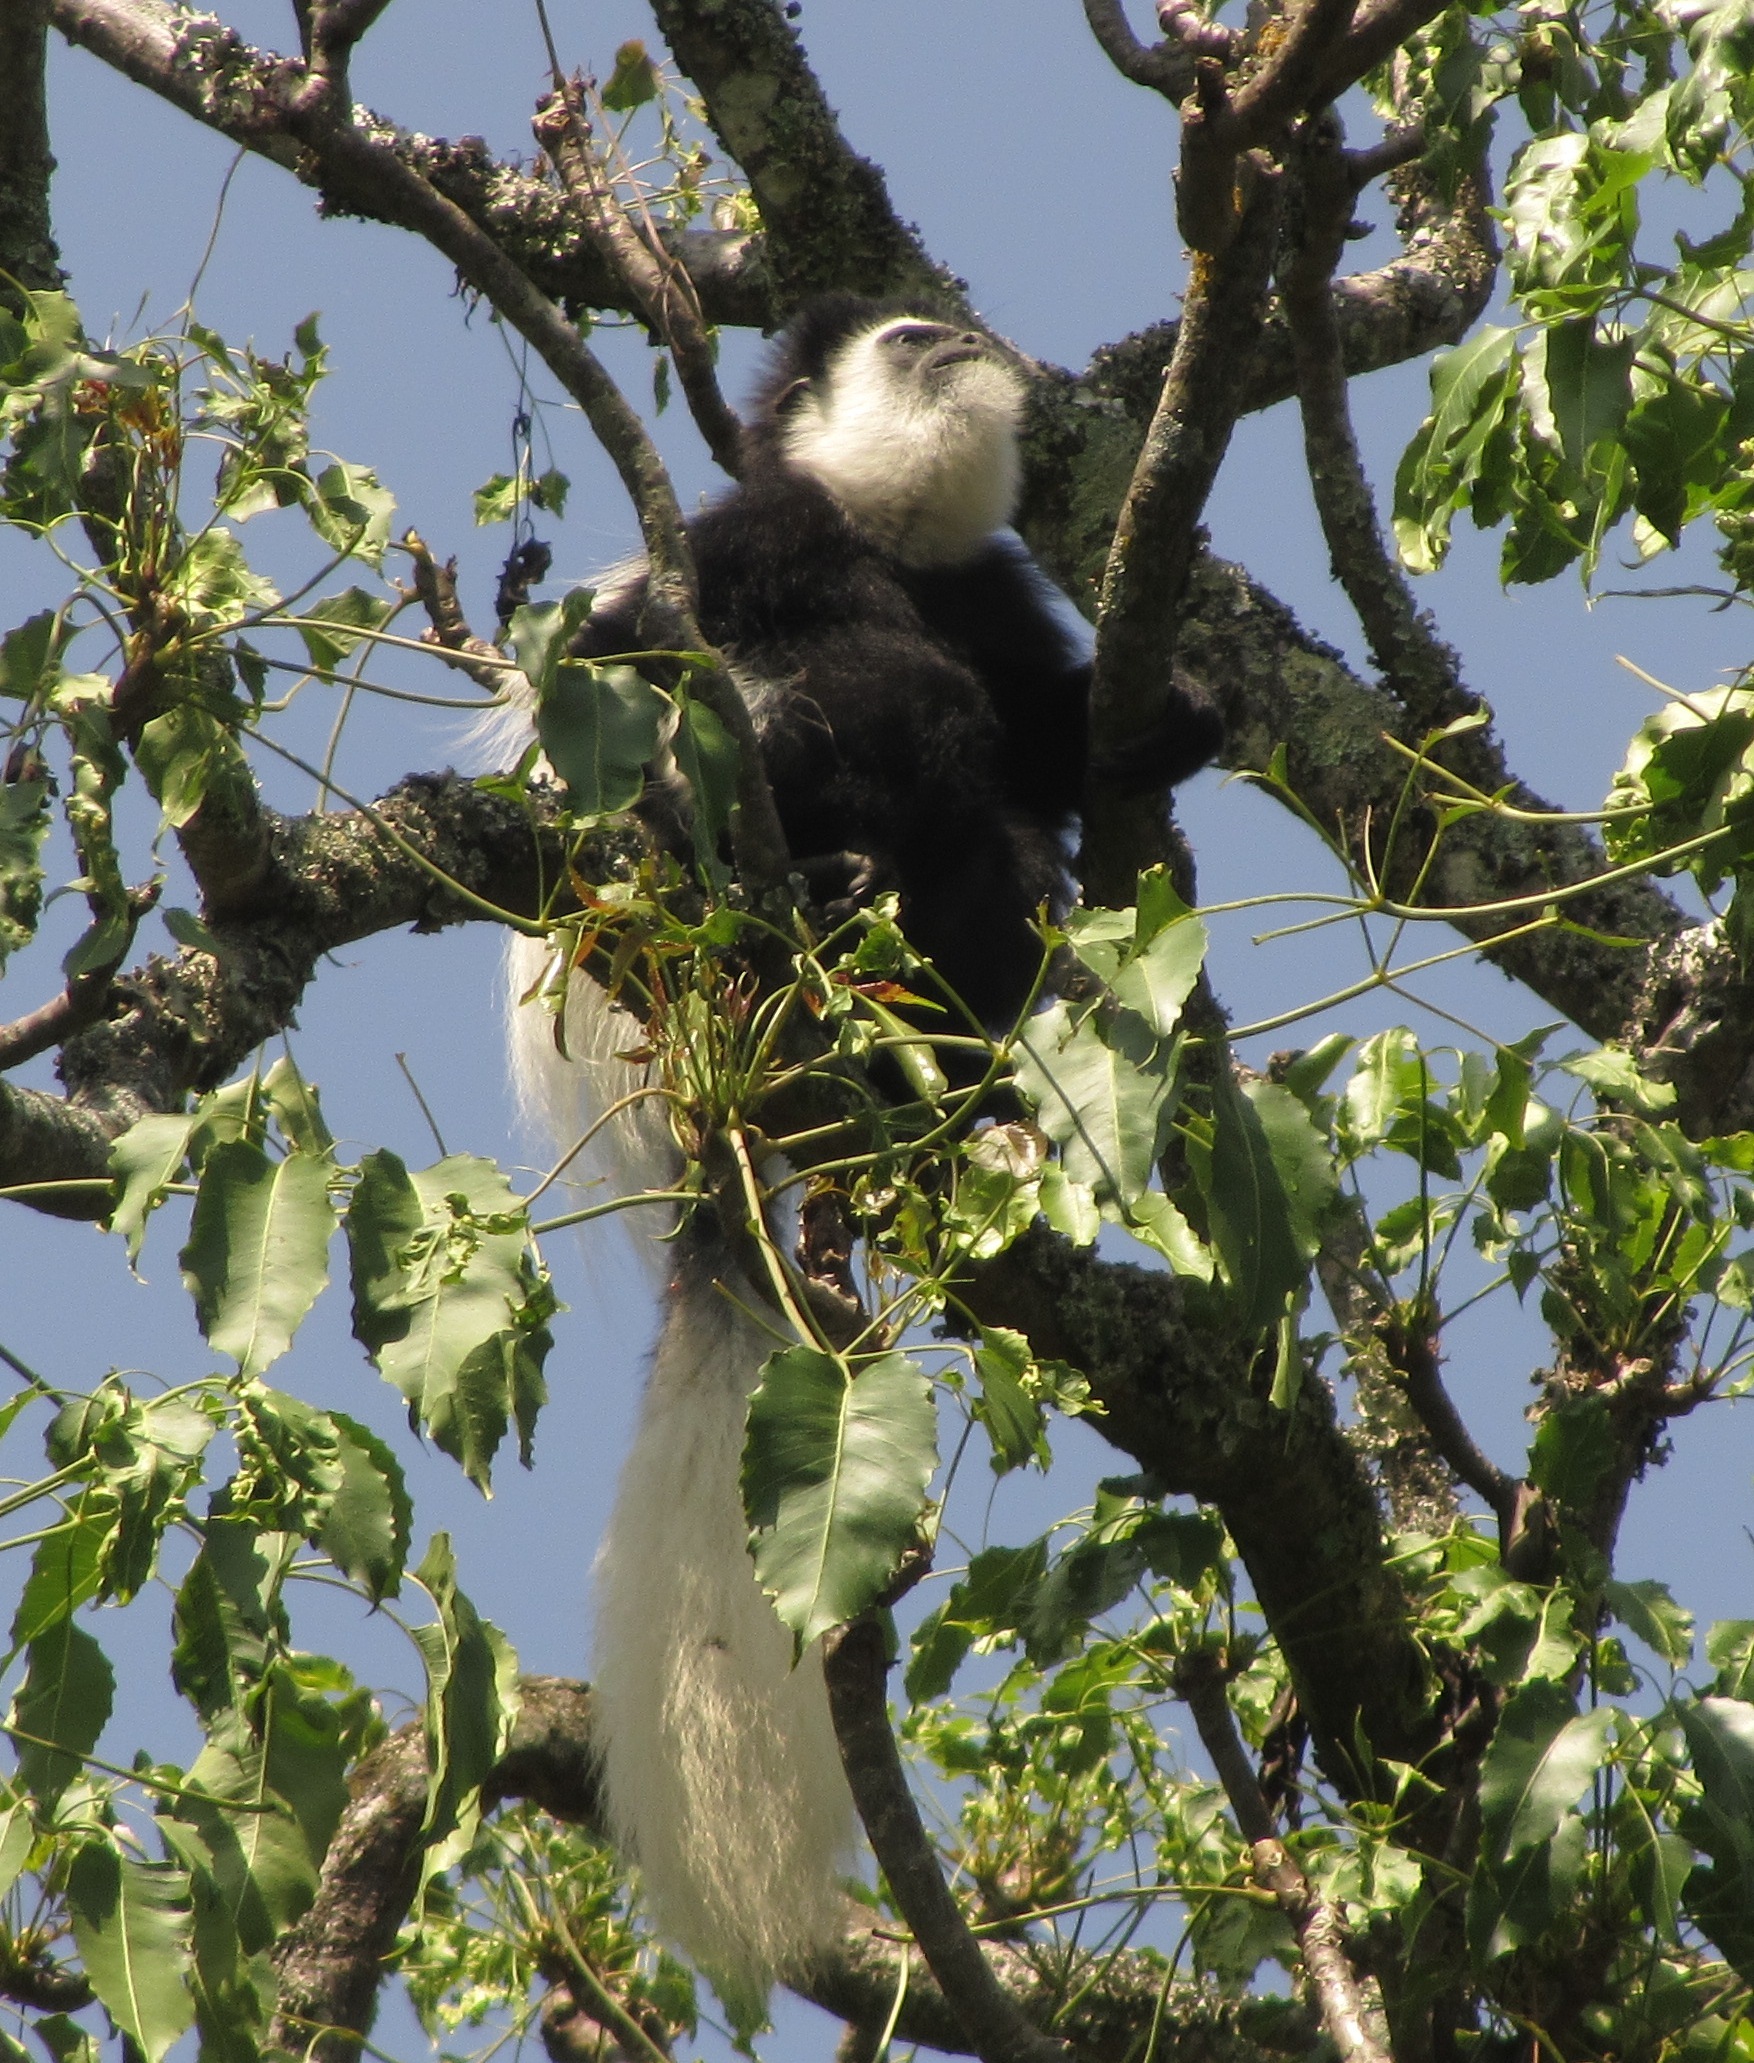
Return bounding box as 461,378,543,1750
1178,1656,1390,2063
47,0,774,325
822,1618,1070,2063
0,0,62,308
1082,171,1282,907
0,775,624,1218
271,1677,601,2063
647,0,953,307
959,1230,1437,1797
272,1673,1317,2063
1081,0,1201,98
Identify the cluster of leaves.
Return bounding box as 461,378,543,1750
1389,0,1754,589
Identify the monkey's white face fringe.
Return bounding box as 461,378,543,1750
783,320,1025,567
593,1270,856,1991
508,948,857,1991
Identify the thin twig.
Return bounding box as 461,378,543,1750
0,881,161,1071
1177,1655,1391,2063
821,1617,1071,2063
531,72,744,477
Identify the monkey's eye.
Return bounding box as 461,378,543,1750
882,323,948,350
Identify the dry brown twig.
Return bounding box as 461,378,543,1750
531,70,745,478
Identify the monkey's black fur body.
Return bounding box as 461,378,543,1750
576,294,1221,1025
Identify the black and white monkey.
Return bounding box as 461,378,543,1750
508,296,1220,1994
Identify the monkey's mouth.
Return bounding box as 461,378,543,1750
922,339,990,374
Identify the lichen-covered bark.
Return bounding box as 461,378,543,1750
961,1230,1440,1793
0,0,62,308
648,0,951,306
0,776,631,1212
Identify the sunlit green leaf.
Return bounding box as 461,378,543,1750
744,1348,937,1652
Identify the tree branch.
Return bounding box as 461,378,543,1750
0,0,62,308
1081,169,1282,907
1278,121,1466,729
271,1677,601,2063
48,0,774,326
1178,1656,1391,2063
0,880,160,1072
647,0,952,306
821,1617,1070,2063
1080,0,1200,98
532,76,745,479
0,776,631,1219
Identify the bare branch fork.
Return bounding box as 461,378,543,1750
1177,1654,1392,2063
821,1619,1072,2063
531,73,745,479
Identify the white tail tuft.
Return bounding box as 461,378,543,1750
592,1264,856,1992
510,954,857,1991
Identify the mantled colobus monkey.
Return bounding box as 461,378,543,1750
509,296,1220,1995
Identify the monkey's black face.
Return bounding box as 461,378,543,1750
874,320,994,381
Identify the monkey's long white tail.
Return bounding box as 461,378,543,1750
593,1263,856,1991
507,936,856,1993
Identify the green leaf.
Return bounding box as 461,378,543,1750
180,1139,336,1376
1680,1697,1754,1981
166,529,280,627
231,1384,408,1600
1242,1079,1336,1260
506,588,595,701
0,758,51,969
106,1114,195,1264
0,1805,32,1903
1477,1679,1614,1867
471,473,520,526
1014,1000,1178,1209
1468,1809,1589,1962
291,587,393,673
135,705,256,834
1529,1396,1618,1506
411,1534,517,1844
8,1619,113,1807
260,1054,334,1157
671,692,739,880
1066,886,1207,1040
1201,1070,1307,1330
170,1518,281,1724
1394,326,1520,572
971,1329,1048,1474
1122,1188,1213,1278
603,37,661,108
10,1492,119,1645
743,1348,938,1652
905,1540,1048,1699
1037,1164,1099,1245
66,1845,194,2062
1605,1577,1695,1664
1709,1620,1754,1698
304,462,395,566
538,660,671,818
323,1412,411,1600
345,1151,554,1491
